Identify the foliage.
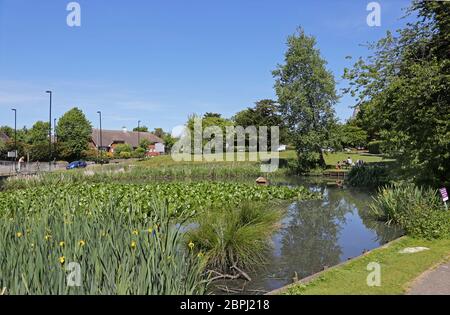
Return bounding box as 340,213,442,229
370,183,450,239
133,126,149,132
0,181,317,215
2,163,293,190
343,1,450,187
0,198,207,294
233,99,288,147
56,108,92,161
187,202,284,272
273,27,338,172
114,144,132,155
132,147,146,158
368,141,383,154
26,121,50,145
347,164,389,188
339,124,368,148
119,151,132,159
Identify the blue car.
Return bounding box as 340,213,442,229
66,160,88,170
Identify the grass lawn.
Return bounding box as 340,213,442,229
133,150,297,167
280,237,450,295
323,152,390,167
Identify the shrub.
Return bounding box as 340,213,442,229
370,183,450,239
187,202,284,272
347,164,389,188
368,141,383,154
119,151,132,159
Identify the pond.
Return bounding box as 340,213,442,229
213,177,403,294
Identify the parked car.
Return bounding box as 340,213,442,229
66,160,88,170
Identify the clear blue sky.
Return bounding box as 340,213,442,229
0,0,415,132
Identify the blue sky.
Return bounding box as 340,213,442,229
0,0,415,132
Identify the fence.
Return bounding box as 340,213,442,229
0,160,68,176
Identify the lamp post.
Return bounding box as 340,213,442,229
46,91,52,170
97,111,103,162
11,108,17,171
137,120,141,148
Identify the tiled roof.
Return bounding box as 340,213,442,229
91,129,164,148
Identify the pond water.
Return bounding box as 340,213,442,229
213,177,403,294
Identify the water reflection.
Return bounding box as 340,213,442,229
241,178,403,293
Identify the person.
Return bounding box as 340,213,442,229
347,156,353,166
336,161,341,169
18,156,25,172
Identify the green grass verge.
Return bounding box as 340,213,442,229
282,237,450,295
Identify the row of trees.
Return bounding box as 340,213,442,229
0,108,92,162
0,107,175,162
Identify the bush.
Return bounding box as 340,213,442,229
347,164,389,188
119,151,132,159
370,183,450,239
187,202,284,272
368,141,383,154
132,147,146,159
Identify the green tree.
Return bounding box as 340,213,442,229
273,28,338,172
339,123,368,148
56,108,92,160
27,121,50,145
343,1,450,187
152,128,164,138
139,138,151,150
133,126,149,132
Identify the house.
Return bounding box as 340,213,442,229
91,128,165,155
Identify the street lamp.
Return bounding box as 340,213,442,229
97,111,103,161
137,120,141,148
46,91,52,170
11,108,17,171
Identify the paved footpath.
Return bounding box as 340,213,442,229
407,261,450,295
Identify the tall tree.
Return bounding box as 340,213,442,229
343,1,450,187
27,121,50,145
273,28,338,172
56,108,92,160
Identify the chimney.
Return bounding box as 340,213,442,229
122,126,127,133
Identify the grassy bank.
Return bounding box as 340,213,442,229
280,237,450,295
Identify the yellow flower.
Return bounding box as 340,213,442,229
131,241,137,249
197,252,204,258
132,229,139,236
78,240,86,247
100,231,107,237
59,256,65,265
45,234,52,241
16,232,23,238
148,228,153,234
188,241,195,250
59,241,65,247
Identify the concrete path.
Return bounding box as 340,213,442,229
407,261,450,295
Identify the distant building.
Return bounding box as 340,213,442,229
91,128,165,155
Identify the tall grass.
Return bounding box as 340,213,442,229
2,163,291,191
347,164,389,188
370,183,450,239
187,202,285,272
0,197,208,295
